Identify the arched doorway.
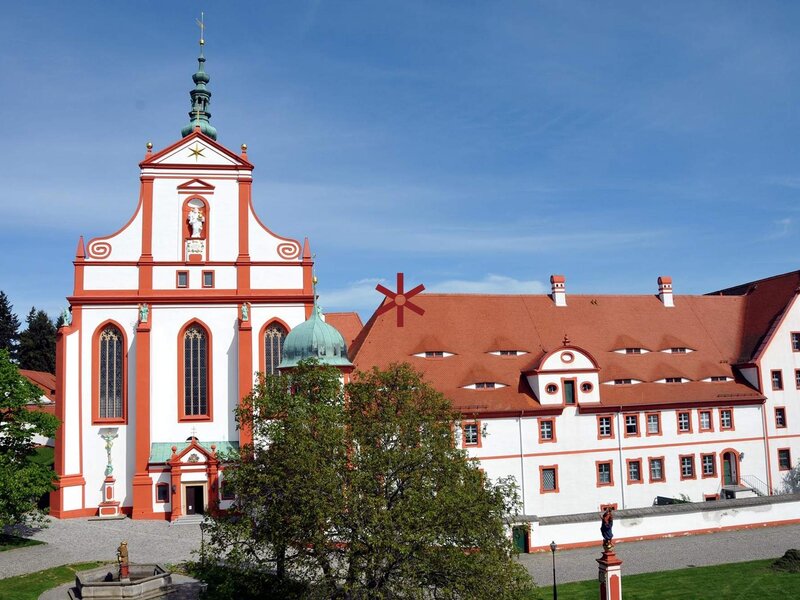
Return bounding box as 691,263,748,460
722,451,739,486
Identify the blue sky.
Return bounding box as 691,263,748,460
2,1,800,321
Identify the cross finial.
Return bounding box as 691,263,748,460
562,334,570,347
196,12,205,48
190,425,197,440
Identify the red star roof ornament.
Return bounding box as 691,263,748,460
375,273,425,327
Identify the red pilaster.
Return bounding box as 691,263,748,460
238,308,253,448
236,178,251,293
138,176,154,292
168,447,182,522
208,445,220,515
131,315,152,519
597,549,623,600
50,324,68,517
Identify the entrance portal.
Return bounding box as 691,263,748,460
722,452,738,486
185,485,205,515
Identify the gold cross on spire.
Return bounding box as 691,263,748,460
196,12,205,47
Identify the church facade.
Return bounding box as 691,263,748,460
51,47,316,519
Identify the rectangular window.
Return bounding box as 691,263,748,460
539,418,555,443
671,347,687,354
710,376,728,382
463,422,479,446
680,455,696,479
156,483,169,503
627,459,642,484
425,351,444,358
665,377,682,383
705,494,720,501
792,332,800,351
624,414,639,437
540,466,558,493
778,448,792,471
649,457,665,482
625,348,641,354
701,453,716,477
202,270,214,288
775,407,787,428
475,382,496,389
772,370,783,390
563,379,576,405
677,411,691,433
596,461,613,486
719,408,733,430
177,271,189,288
796,369,800,389
597,416,613,439
646,412,661,435
699,410,713,431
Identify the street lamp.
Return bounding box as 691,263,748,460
550,540,558,600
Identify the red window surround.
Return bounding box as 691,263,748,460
539,465,559,494
597,415,615,440
91,320,128,425
177,320,214,422
462,421,482,448
677,410,692,434
538,418,556,443
596,460,614,487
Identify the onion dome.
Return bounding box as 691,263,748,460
280,282,353,369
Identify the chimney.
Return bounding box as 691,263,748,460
658,276,674,307
550,274,567,307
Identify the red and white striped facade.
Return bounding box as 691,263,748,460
51,129,314,519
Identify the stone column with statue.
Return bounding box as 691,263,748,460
597,508,623,600
98,429,121,517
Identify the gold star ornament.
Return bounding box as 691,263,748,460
188,143,205,161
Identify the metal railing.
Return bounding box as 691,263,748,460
741,474,771,497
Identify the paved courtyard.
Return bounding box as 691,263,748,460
2,517,799,587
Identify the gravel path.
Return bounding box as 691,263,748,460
1,517,202,579
519,523,800,586
3,517,799,590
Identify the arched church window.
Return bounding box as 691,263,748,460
98,325,124,419
264,323,287,375
184,325,209,416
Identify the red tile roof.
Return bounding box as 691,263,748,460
709,269,800,362
325,312,364,350
19,369,56,402
350,291,766,416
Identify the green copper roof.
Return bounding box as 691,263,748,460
180,47,218,140
149,440,238,463
280,298,353,369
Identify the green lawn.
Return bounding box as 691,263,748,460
529,559,800,599
0,535,43,553
0,562,106,600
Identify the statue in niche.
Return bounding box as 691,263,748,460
138,303,149,323
187,205,205,239
241,303,249,322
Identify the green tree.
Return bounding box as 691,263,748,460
0,291,21,361
0,349,59,528
18,308,56,373
202,361,533,599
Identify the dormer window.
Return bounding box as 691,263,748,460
613,348,649,354
489,350,528,357
605,379,642,385
413,351,454,358
662,347,693,354
708,376,730,382
665,377,684,383
625,348,642,355
464,382,507,390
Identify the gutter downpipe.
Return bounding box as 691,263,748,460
616,410,626,509
518,411,527,514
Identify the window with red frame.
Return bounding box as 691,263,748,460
775,407,787,428
772,370,783,390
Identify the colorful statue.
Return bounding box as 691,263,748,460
138,303,149,323
117,540,129,579
601,507,614,551
241,303,249,322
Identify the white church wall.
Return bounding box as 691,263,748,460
63,331,81,476
85,211,143,262
251,266,304,290
83,266,139,291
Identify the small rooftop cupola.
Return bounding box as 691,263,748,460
279,277,353,369
658,276,674,308
550,274,567,307
180,13,218,141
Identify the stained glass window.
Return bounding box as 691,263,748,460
99,325,123,419
184,325,208,416
264,323,287,375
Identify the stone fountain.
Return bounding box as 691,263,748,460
66,542,173,599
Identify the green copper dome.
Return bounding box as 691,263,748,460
280,303,353,369
181,52,218,140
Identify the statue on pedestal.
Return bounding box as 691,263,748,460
188,206,205,238
116,540,129,579
600,507,614,551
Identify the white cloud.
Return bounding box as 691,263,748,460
766,217,792,240
426,274,546,294
318,278,387,315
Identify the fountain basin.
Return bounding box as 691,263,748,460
68,564,172,599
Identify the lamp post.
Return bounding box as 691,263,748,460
550,540,558,600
